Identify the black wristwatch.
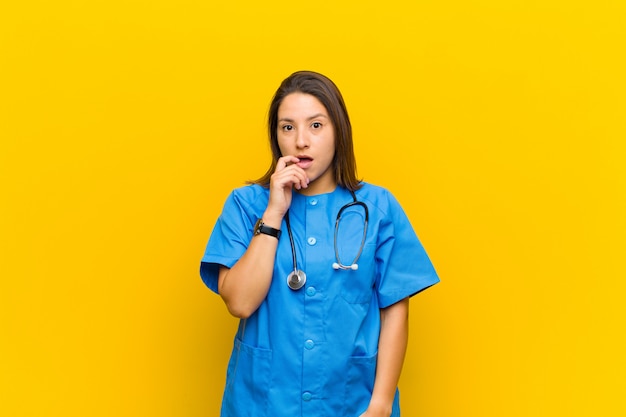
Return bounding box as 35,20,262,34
254,219,281,239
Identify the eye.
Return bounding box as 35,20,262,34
281,124,293,131
311,122,322,129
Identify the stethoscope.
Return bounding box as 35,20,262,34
284,189,369,290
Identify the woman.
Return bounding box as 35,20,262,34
200,71,439,417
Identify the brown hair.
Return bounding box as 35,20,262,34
250,71,361,191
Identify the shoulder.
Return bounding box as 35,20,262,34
220,184,270,219
355,182,403,216
228,184,270,206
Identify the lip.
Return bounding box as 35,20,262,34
296,155,313,169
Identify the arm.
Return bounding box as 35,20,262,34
360,297,410,417
217,155,309,318
217,230,279,318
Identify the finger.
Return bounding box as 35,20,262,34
273,164,308,188
275,155,300,171
286,169,309,190
275,171,307,191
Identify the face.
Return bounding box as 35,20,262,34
277,92,336,195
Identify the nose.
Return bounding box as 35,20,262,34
295,130,309,149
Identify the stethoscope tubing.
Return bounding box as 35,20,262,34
284,211,299,277
284,189,369,289
333,199,369,270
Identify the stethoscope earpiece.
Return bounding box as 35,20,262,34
333,263,358,271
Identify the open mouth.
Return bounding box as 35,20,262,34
296,157,313,169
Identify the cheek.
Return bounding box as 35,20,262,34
276,136,288,154
327,135,337,157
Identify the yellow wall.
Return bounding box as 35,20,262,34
1,1,624,416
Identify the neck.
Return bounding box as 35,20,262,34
297,178,337,196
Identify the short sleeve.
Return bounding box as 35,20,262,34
374,191,439,308
199,188,260,293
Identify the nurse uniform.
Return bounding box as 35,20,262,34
200,182,439,417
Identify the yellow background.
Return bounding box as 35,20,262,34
1,0,624,416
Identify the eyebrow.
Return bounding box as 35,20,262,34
278,113,329,123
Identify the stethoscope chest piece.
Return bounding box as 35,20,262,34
287,269,306,291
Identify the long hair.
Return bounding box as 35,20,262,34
250,71,361,191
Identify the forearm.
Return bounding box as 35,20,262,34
365,298,410,416
218,155,308,319
217,212,283,318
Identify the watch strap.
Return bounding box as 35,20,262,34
254,219,281,239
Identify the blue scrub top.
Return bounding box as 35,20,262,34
200,183,439,417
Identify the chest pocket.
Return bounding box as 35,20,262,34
334,207,377,304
